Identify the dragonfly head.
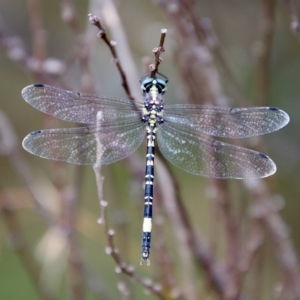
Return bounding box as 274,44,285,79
140,75,168,95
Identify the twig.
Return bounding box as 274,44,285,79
93,112,167,299
284,0,300,40
150,29,167,78
88,13,134,100
93,166,167,300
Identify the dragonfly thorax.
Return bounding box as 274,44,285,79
140,77,167,125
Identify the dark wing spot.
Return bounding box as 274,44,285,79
269,107,278,111
259,153,269,159
31,130,42,135
33,83,44,88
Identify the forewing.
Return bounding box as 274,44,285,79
22,84,141,124
163,105,289,138
157,123,276,179
22,120,146,165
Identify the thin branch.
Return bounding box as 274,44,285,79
88,13,134,100
93,166,168,300
93,112,167,299
150,29,167,78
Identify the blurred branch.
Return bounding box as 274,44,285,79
1,8,104,299
59,0,80,34
245,178,300,298
234,224,265,298
211,179,241,298
0,14,65,81
155,157,228,299
198,18,249,106
0,110,56,225
0,189,55,300
62,174,85,300
25,0,47,68
284,0,300,40
174,0,248,105
157,2,236,299
157,1,300,300
157,0,224,105
256,0,275,106
154,194,183,299
59,0,96,92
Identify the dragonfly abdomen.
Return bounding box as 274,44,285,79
141,123,157,265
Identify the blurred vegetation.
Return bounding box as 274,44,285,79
1,0,300,299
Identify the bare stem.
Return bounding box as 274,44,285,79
88,13,134,100
150,29,167,78
93,166,167,300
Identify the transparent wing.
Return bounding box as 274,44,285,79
22,84,142,124
157,123,276,179
22,120,146,165
163,104,289,138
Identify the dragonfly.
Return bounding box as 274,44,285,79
22,74,289,265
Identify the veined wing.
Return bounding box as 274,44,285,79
22,84,142,124
163,105,289,138
157,122,276,179
22,119,146,166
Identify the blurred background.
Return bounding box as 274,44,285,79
1,0,300,299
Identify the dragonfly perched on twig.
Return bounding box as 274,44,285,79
22,73,289,265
